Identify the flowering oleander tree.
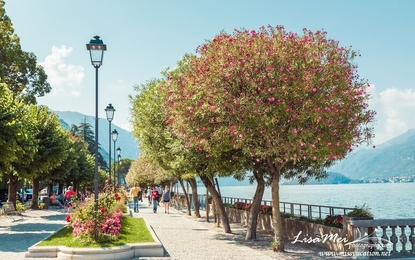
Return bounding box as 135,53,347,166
162,25,375,252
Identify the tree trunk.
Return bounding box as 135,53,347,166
188,177,201,218
245,169,265,241
47,183,53,196
8,172,19,209
267,157,284,252
179,179,191,215
31,177,40,210
199,175,231,233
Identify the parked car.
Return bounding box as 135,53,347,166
25,188,33,201
18,188,33,202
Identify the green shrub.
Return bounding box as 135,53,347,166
346,204,372,218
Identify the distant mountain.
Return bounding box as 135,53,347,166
209,171,357,187
330,129,415,181
206,129,415,186
53,111,139,160
281,172,357,185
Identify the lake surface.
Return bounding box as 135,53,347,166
189,183,415,219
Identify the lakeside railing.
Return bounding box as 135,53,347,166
347,218,415,257
177,193,415,257
190,194,355,220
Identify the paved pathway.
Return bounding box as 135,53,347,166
0,208,67,260
1,201,412,260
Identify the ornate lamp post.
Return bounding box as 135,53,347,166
86,35,106,240
112,129,119,189
116,147,121,187
105,103,115,187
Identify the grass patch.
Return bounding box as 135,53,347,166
38,216,154,247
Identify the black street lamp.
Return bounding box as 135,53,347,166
87,35,106,240
116,147,121,187
112,129,119,189
105,103,115,187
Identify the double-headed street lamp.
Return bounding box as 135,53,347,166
112,129,119,189
86,35,106,213
105,104,115,187
116,147,121,186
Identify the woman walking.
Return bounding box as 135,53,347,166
151,186,159,213
162,186,171,214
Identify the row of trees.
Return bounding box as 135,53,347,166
0,1,110,209
0,83,109,208
129,25,375,252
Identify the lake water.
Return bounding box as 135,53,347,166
188,183,415,219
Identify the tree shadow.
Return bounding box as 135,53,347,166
0,222,65,253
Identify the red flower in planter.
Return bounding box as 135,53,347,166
234,202,247,210
100,207,106,213
259,205,272,214
65,215,71,222
323,214,343,228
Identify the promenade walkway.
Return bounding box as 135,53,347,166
1,201,410,260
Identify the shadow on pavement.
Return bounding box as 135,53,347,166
40,214,67,221
9,222,65,232
0,233,55,253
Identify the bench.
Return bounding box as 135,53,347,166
1,201,23,221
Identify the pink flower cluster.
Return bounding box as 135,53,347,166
71,209,123,237
72,219,95,237
101,211,122,235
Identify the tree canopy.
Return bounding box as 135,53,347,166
0,1,51,104
161,25,375,251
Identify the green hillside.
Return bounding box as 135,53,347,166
330,129,415,181
53,110,139,160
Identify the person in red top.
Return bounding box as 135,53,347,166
151,186,159,213
65,186,76,212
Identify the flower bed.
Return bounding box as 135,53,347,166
66,189,126,242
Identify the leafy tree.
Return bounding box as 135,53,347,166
59,133,95,192
130,78,245,223
117,158,133,187
0,83,38,207
70,121,108,171
127,153,170,187
28,105,70,208
162,26,375,251
0,1,51,104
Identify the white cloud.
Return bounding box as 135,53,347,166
40,45,85,96
368,85,415,145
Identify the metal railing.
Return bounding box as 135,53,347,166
184,194,355,220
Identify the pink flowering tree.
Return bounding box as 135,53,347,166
162,25,375,252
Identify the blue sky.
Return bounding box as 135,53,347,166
4,0,415,145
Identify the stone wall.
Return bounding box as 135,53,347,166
225,207,347,251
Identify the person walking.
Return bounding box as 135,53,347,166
155,185,162,206
151,186,159,213
130,183,141,213
64,186,76,213
162,185,171,214
146,187,152,206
